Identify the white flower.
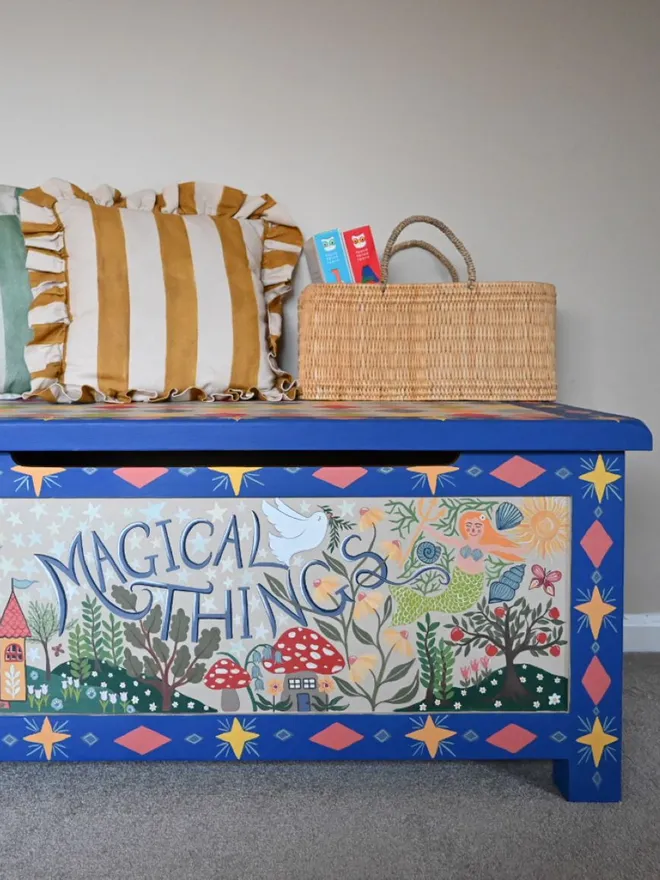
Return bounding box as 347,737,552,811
35,687,43,698
133,681,138,687
120,692,128,703
187,701,195,709
434,699,441,706
131,696,139,705
519,676,526,683
536,673,543,680
536,686,543,693
419,702,427,711
522,664,527,669
91,671,98,678
479,686,486,694
203,705,210,711
101,681,107,687
453,702,462,710
548,693,561,706
490,679,498,686
460,689,467,696
494,700,502,708
41,684,49,695
27,684,34,695
533,700,541,709
554,677,561,683
145,689,151,696
108,672,113,678
100,690,108,701
119,682,126,689
109,693,117,704
149,703,157,712
172,701,179,708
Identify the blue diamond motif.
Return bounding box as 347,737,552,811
555,467,572,479
285,467,301,474
275,729,293,742
592,642,600,655
463,730,479,742
550,731,567,743
592,771,602,788
185,733,203,745
591,571,602,584
83,467,97,475
2,734,17,747
593,706,600,717
82,732,99,747
467,466,482,478
178,467,196,476
594,506,603,519
378,467,394,474
374,729,391,743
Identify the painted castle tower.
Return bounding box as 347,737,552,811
0,589,31,702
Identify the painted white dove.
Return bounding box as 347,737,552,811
261,499,328,565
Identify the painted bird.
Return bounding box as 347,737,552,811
261,499,329,566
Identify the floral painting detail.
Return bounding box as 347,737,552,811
0,494,570,715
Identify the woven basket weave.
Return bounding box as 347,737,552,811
298,215,556,401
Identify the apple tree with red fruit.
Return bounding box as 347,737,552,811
445,596,567,702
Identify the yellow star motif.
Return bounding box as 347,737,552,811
575,586,616,639
579,455,622,503
23,717,71,761
577,717,618,767
407,465,459,494
405,716,456,758
217,718,260,759
11,465,66,497
207,467,262,495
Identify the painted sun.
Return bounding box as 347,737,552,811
515,497,569,558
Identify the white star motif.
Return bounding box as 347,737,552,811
27,531,42,547
240,570,255,585
238,523,252,541
253,623,269,640
77,521,90,534
0,557,15,576
65,583,79,598
176,568,189,584
249,593,262,611
20,558,38,577
221,558,235,572
150,535,161,548
8,512,22,527
47,521,61,536
84,503,101,521
190,531,210,553
70,605,81,617
237,501,246,511
291,555,304,567
37,584,53,598
27,646,41,663
128,531,144,549
207,504,227,523
223,575,234,588
208,568,219,580
175,507,191,523
228,641,247,659
100,522,116,540
11,533,25,548
122,507,133,517
30,501,47,520
201,597,218,612
58,506,73,522
258,547,269,559
49,541,67,556
339,501,355,517
140,502,166,521
275,611,292,629
299,501,311,513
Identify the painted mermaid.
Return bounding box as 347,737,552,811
391,509,525,625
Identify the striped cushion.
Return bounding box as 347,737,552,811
20,179,303,402
0,186,32,395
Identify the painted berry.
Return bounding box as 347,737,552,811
549,607,561,620
536,632,548,644
450,627,465,642
485,644,499,657
550,645,561,657
494,607,506,618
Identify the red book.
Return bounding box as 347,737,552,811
342,226,381,283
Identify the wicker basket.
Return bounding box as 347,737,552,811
298,215,556,401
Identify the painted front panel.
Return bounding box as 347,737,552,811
0,494,570,718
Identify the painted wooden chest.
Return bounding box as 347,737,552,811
0,400,651,802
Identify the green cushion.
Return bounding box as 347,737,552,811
0,186,32,395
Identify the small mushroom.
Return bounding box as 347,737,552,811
262,626,345,675
204,657,252,712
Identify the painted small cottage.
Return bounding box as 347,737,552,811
0,589,31,702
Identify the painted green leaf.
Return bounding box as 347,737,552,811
351,621,375,646
172,644,191,679
382,659,416,684
152,637,170,663
144,605,163,635
112,585,138,611
143,655,160,679
333,677,361,698
314,617,342,642
124,622,147,650
169,608,190,643
124,650,143,679
383,595,393,621
194,627,221,660
322,551,349,579
387,672,420,705
264,572,289,602
187,663,206,684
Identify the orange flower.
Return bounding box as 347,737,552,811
380,539,404,564
383,628,414,657
318,677,335,693
267,679,284,695
353,590,384,620
348,654,378,682
359,507,384,530
313,576,341,603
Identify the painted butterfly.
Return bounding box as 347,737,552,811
529,565,562,597
488,564,526,603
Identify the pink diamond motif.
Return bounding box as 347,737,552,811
490,456,546,488
582,657,611,705
309,723,364,751
114,467,169,488
115,726,172,755
312,467,368,489
487,724,537,754
580,521,613,568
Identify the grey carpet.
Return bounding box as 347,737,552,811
1,654,658,880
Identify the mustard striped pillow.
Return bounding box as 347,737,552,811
20,179,303,402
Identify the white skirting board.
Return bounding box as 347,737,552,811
624,614,660,652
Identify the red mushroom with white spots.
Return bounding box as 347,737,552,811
262,627,345,712
204,656,252,711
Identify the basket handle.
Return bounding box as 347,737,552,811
387,240,459,283
381,215,477,290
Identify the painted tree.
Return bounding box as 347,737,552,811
26,601,59,680
112,586,221,711
447,596,566,702
416,614,454,706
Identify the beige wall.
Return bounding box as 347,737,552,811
1,0,658,612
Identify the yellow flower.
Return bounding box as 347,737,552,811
383,628,415,657
380,539,404,564
353,590,384,620
515,497,569,558
348,654,378,682
318,677,335,693
359,507,384,530
267,679,283,695
313,576,341,603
